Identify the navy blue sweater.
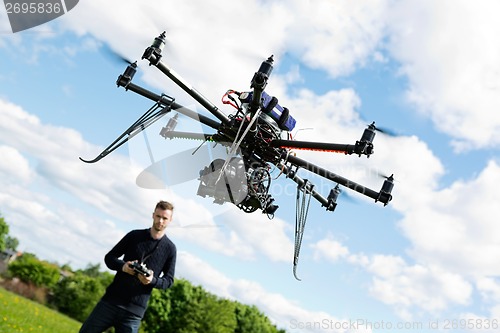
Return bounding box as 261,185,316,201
102,228,176,317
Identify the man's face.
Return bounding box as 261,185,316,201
152,208,173,232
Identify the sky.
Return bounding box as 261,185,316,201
1,0,500,332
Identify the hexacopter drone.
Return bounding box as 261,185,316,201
80,32,394,279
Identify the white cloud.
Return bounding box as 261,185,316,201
55,0,395,114
289,88,362,134
311,236,350,262
281,84,498,322
386,0,500,150
177,251,370,333
0,145,33,184
476,277,500,303
281,87,445,213
168,204,293,262
222,210,294,262
169,206,256,261
0,183,125,267
369,260,472,318
311,161,500,318
315,237,473,320
401,160,500,277
306,156,500,321
284,0,388,78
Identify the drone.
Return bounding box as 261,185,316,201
80,32,395,280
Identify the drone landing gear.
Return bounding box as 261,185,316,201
293,179,313,281
79,96,175,164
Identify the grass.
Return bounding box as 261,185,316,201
0,286,82,333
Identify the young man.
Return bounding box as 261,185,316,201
79,200,177,333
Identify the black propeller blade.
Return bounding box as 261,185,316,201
100,43,135,65
371,123,397,137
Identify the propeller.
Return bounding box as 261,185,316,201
373,123,397,137
367,121,397,137
100,43,136,65
377,172,398,182
357,107,398,137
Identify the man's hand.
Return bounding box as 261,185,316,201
137,270,154,285
123,261,154,284
122,261,137,275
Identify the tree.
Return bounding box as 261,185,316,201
144,279,198,333
141,288,172,333
234,303,285,333
0,213,19,252
143,278,237,333
78,263,103,278
0,214,9,252
199,296,236,333
5,235,19,251
178,286,236,333
142,278,286,333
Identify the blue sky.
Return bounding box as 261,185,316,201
1,1,500,332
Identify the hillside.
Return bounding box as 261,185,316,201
0,286,81,333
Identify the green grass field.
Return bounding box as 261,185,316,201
0,286,81,333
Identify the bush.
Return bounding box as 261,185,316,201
142,278,284,333
50,272,107,322
8,253,60,288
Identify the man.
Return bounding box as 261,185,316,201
79,200,177,333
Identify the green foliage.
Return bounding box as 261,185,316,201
0,212,19,252
0,286,81,333
203,297,237,333
142,278,283,333
178,283,235,333
50,272,108,322
49,263,113,322
77,262,104,277
8,253,60,288
143,278,236,333
5,235,19,251
0,214,9,251
141,288,172,332
235,303,284,333
77,262,114,287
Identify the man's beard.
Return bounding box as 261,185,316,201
153,223,165,232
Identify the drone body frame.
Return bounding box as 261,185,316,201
80,32,395,280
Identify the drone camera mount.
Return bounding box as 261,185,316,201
260,195,279,216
